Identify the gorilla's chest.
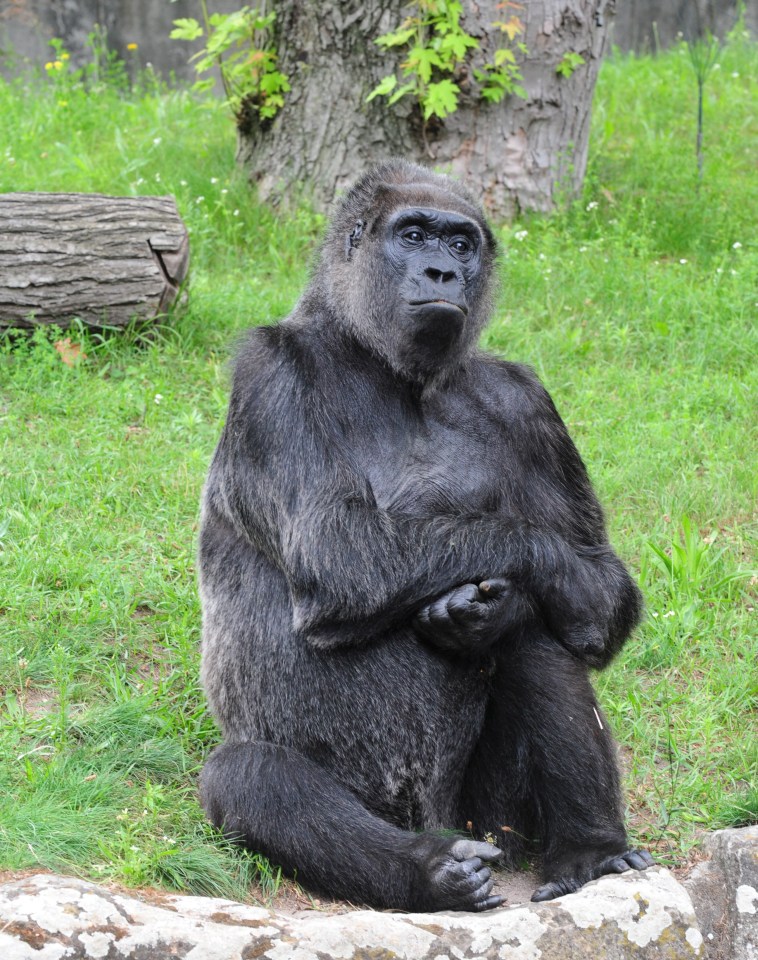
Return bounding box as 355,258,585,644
361,413,498,516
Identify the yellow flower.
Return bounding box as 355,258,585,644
61,52,70,61
44,62,53,71
53,60,63,70
127,42,138,51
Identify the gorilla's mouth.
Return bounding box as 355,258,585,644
409,298,468,317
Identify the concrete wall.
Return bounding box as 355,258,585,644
612,0,757,53
0,0,240,81
1,0,756,83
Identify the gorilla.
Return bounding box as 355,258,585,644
198,159,653,912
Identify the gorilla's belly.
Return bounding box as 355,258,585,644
273,633,492,826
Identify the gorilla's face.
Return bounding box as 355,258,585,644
382,207,485,378
319,166,496,386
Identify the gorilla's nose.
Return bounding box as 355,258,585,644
424,265,457,284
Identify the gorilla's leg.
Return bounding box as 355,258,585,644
460,634,653,901
200,740,503,912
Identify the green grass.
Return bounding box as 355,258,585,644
0,33,756,900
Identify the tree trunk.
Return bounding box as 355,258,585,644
0,193,189,329
237,0,613,219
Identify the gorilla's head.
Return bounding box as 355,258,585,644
310,160,497,386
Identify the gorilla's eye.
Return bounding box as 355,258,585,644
450,237,473,256
401,228,425,245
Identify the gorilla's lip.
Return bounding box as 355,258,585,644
409,298,468,317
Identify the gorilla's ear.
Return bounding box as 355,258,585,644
346,219,366,261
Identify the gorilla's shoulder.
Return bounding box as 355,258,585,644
231,319,331,399
234,322,311,377
463,353,555,419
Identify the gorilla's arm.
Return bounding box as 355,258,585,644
413,359,643,666
203,331,620,656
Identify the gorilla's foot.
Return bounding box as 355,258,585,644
415,838,504,913
531,847,655,902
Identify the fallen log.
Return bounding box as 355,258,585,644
0,192,189,328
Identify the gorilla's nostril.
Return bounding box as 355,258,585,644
425,267,456,284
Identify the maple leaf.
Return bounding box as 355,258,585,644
404,46,444,84
54,338,87,367
494,16,524,40
424,79,459,119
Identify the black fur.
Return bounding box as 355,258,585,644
198,160,652,911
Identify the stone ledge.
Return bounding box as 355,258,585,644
684,824,758,960
0,866,703,959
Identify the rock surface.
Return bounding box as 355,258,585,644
0,866,704,959
684,825,758,960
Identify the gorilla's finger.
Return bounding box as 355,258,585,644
478,578,511,598
472,894,504,912
471,876,494,897
447,584,481,619
625,850,654,870
450,839,503,863
428,594,455,625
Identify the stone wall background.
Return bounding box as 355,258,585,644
1,0,756,85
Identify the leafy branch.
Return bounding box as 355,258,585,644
367,0,527,125
170,2,289,123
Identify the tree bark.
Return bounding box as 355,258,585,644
0,193,189,329
237,0,613,219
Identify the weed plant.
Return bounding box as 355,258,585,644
0,31,755,900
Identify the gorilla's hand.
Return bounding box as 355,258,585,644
537,547,621,667
556,619,609,665
413,578,532,655
412,837,504,913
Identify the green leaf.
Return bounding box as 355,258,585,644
439,30,478,61
190,78,215,94
260,72,290,96
191,52,218,75
388,81,417,104
494,48,516,66
376,27,416,48
366,74,398,103
479,86,505,103
423,78,459,119
405,45,444,84
557,52,585,78
170,18,203,42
